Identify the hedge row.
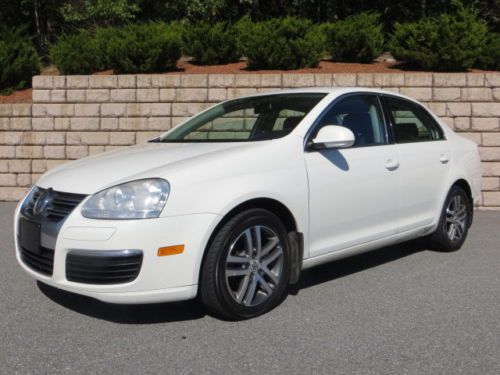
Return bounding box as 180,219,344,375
50,23,182,75
50,11,498,75
50,15,386,73
1,10,499,93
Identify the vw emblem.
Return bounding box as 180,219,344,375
33,188,53,216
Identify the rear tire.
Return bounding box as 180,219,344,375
429,185,472,252
200,208,291,320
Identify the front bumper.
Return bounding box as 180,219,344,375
14,201,221,304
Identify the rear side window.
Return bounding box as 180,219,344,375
385,97,444,143
315,95,387,147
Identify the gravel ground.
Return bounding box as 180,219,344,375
1,202,499,374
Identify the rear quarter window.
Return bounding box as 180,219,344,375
385,97,444,143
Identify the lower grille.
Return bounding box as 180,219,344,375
20,246,55,276
66,250,143,285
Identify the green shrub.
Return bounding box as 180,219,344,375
96,23,182,73
476,32,500,70
182,22,240,64
390,9,488,71
307,22,335,56
236,16,324,70
50,31,103,74
0,28,39,94
326,12,384,63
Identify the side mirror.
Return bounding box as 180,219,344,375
311,125,355,150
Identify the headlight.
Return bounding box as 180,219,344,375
81,179,170,219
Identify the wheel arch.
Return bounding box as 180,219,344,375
220,198,299,233
447,178,474,226
452,178,473,205
431,175,475,232
197,197,303,288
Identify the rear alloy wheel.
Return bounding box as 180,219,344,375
201,209,290,320
445,194,468,243
430,185,472,252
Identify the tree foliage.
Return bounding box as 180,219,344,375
60,0,139,29
0,28,40,93
0,0,498,79
0,1,498,55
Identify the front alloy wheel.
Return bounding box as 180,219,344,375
201,209,290,320
225,225,284,307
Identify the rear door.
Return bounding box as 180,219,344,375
304,94,400,257
382,96,451,231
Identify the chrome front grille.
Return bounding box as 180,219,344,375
22,187,87,222
18,187,87,278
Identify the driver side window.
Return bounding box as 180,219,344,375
316,95,387,147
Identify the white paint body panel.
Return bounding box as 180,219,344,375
305,144,400,256
14,88,481,304
395,140,452,231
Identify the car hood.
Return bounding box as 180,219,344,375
37,142,257,194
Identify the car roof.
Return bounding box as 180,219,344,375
262,87,377,94
232,86,405,97
229,87,421,106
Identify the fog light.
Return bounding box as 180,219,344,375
157,245,184,256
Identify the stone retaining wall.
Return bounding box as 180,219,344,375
0,72,499,208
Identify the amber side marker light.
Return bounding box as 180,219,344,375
157,245,185,256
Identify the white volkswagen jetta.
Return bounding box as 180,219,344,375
15,88,481,319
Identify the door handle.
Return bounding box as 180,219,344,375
440,154,449,164
385,159,399,171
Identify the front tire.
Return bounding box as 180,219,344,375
430,185,472,252
200,209,291,320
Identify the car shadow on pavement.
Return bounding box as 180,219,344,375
37,281,207,324
290,239,428,294
38,239,428,323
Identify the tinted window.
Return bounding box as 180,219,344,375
315,95,387,147
386,97,444,143
162,93,326,142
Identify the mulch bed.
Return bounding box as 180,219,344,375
127,59,496,75
0,88,32,104
176,60,401,74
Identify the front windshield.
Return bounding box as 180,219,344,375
160,93,326,142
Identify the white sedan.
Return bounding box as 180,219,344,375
14,88,481,319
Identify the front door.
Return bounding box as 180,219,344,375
305,94,400,258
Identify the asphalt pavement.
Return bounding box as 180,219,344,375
1,202,499,374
